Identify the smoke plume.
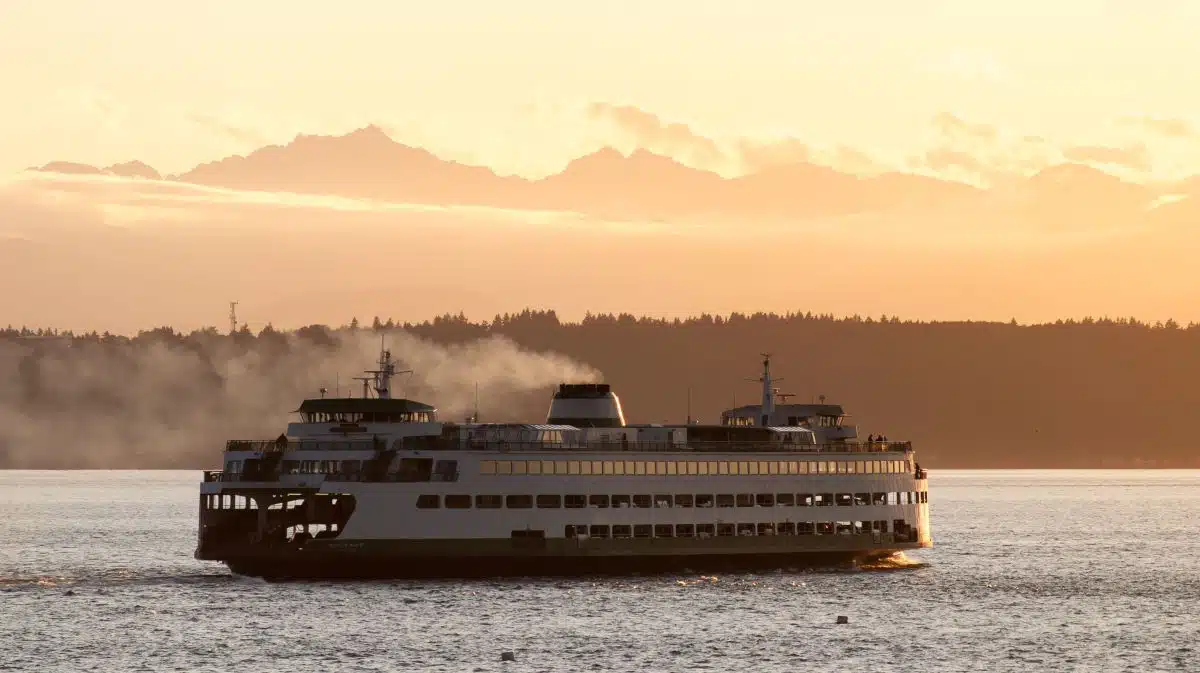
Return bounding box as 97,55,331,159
0,329,600,469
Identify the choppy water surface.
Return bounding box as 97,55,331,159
2,470,1198,672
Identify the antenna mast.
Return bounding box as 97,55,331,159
228,301,238,335
745,353,784,426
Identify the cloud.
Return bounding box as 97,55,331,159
932,112,997,142
187,113,269,148
588,102,885,176
1061,144,1151,172
1118,116,1193,139
52,86,128,132
587,102,725,170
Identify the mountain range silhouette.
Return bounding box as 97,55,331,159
25,125,1200,224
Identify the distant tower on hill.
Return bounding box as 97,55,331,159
229,301,238,335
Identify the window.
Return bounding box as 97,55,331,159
676,524,695,538
757,523,775,535
655,494,673,508
527,461,542,475
853,493,870,506
716,493,735,508
737,523,756,536
511,461,527,475
776,493,795,506
632,494,652,508
633,524,653,538
798,493,814,506
416,494,440,509
777,522,796,534
654,524,674,538
445,495,471,509
695,494,714,508
480,460,496,475
815,493,833,507
674,494,694,508
496,461,512,475
565,494,586,509
612,494,631,508
736,494,754,507
717,523,735,537
835,493,853,506
589,494,610,508
589,525,610,539
542,460,555,475
872,492,887,505
565,524,581,538
506,495,533,509
697,523,716,538
536,494,561,508
797,522,814,535
612,525,632,539
756,493,775,507
476,494,502,508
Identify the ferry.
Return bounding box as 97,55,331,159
195,348,932,579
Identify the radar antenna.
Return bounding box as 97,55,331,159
363,335,412,399
743,353,785,426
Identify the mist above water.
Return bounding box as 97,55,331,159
0,329,600,469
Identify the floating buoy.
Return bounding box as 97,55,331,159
64,590,75,596
500,651,516,662
836,615,849,624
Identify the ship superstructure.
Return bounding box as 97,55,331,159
196,349,931,579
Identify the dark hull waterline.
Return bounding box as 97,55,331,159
210,548,914,581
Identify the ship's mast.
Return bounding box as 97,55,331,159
759,354,774,426
364,336,412,399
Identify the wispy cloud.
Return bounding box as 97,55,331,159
1117,116,1194,139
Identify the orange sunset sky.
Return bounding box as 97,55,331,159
2,1,1200,333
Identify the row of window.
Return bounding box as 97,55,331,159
415,491,929,510
480,459,911,477
562,520,911,539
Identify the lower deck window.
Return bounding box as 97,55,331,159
612,524,633,539
676,524,695,538
415,494,439,509
536,494,561,508
445,495,471,509
506,495,533,509
634,524,653,538
589,524,610,539
696,523,715,538
475,495,502,509
654,524,674,538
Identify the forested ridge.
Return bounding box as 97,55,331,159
4,309,1198,468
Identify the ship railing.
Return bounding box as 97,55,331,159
225,439,384,453
451,439,913,454
202,470,223,483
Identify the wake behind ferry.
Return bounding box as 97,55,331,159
195,349,932,579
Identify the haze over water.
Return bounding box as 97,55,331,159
3,469,1197,672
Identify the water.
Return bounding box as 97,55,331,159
2,470,1198,672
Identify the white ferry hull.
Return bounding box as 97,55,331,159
197,354,933,580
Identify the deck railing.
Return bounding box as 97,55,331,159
224,438,913,454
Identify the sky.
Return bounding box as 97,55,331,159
3,1,1200,333
3,1,1199,180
